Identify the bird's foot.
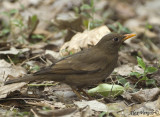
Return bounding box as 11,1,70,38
71,87,92,100
78,88,93,100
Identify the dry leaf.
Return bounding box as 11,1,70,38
74,100,107,112
31,107,77,117
0,83,26,99
0,59,26,83
114,64,144,76
60,25,111,56
0,47,29,55
130,88,160,103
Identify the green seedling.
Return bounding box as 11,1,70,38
74,0,103,29
30,65,40,72
116,76,132,90
31,34,45,42
2,9,18,17
108,22,131,33
130,56,158,87
0,28,10,37
1,9,39,44
99,112,107,117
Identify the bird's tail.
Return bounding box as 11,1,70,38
4,74,38,85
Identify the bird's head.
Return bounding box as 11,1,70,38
96,33,136,54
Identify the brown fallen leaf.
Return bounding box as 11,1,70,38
130,88,160,103
122,88,160,103
60,25,111,56
74,100,107,112
31,107,77,117
0,59,26,84
0,83,26,99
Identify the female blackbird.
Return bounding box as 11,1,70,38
5,33,136,98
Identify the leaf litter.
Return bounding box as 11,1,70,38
0,0,160,117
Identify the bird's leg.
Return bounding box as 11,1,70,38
71,87,83,99
78,88,93,100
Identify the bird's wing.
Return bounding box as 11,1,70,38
35,49,106,75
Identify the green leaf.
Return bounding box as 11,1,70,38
145,67,158,74
130,72,142,78
116,76,128,85
9,9,18,15
31,34,45,39
140,76,148,81
146,23,152,29
137,56,146,69
124,82,130,89
12,19,24,28
31,65,40,71
83,19,89,28
31,15,38,24
88,84,124,97
117,22,131,33
134,76,148,87
0,29,10,36
80,4,91,11
73,7,79,14
90,0,94,8
99,112,107,117
108,24,117,32
146,79,156,86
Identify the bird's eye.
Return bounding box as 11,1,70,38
113,37,119,42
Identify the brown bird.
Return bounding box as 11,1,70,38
5,33,136,99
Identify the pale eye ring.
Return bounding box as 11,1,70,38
113,37,119,42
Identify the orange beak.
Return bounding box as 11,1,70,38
122,34,136,41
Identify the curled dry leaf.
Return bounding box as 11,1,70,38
0,47,29,55
0,83,26,99
74,100,107,112
60,25,111,56
0,59,26,83
0,59,27,98
31,107,77,117
122,88,160,103
130,88,160,103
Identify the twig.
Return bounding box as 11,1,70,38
20,54,42,66
28,83,58,87
7,55,15,66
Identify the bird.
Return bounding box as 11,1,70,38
4,33,136,99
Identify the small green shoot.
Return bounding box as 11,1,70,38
99,112,107,117
108,22,131,33
145,23,153,30
116,76,134,91
42,106,52,111
2,9,18,17
30,65,40,72
130,56,158,87
116,76,128,86
31,34,45,40
74,0,103,29
0,28,10,37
